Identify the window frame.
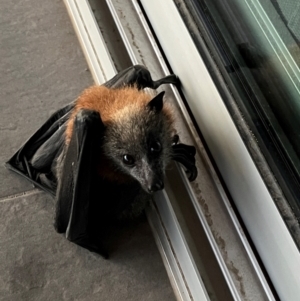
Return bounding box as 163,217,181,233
140,0,300,300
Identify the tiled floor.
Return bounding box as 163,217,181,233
0,1,175,300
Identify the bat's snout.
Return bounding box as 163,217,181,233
147,178,164,193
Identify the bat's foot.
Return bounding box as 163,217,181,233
172,143,198,181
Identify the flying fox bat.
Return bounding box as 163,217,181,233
6,65,197,258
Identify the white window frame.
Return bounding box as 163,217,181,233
140,1,300,300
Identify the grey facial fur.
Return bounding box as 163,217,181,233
103,101,173,193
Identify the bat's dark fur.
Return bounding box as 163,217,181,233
6,65,197,258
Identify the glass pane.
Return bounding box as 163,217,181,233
212,0,300,159
177,0,300,218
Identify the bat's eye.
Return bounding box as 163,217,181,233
150,141,161,153
123,154,135,166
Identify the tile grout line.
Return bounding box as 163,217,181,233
0,189,43,203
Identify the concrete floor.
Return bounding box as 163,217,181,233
0,0,175,300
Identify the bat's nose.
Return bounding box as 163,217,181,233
148,179,164,193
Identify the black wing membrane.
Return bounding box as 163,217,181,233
104,64,179,90
6,103,74,195
6,65,197,257
6,65,192,192
54,109,109,257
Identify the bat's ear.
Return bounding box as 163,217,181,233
147,91,165,113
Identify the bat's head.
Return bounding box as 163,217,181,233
103,91,174,193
